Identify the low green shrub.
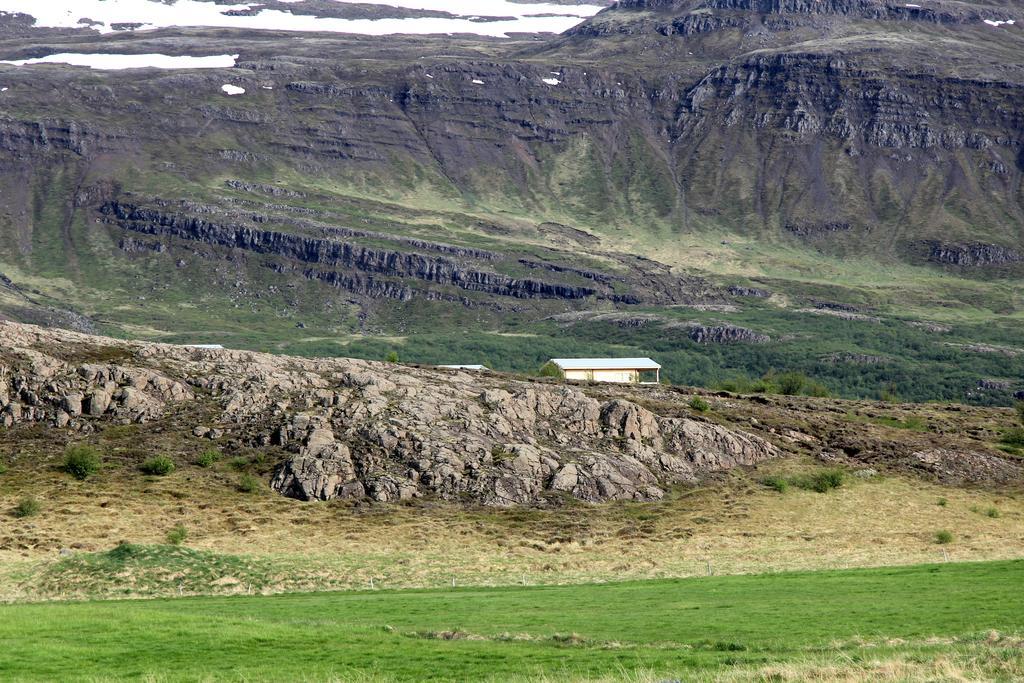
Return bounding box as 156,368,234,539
166,524,188,546
13,496,41,518
934,529,953,545
775,372,808,396
936,498,948,507
791,469,844,493
238,473,261,493
879,384,900,403
385,351,400,363
63,444,101,480
760,476,789,493
195,450,220,468
1000,427,1024,448
986,507,1001,519
140,456,175,476
228,456,251,471
688,397,710,412
0,462,7,475
538,361,564,379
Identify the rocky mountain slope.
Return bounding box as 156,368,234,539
2,322,1021,511
0,1,1021,403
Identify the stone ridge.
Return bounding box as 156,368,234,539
0,322,780,506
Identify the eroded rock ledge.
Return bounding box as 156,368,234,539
0,322,779,506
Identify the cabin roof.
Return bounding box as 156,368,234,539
550,357,661,370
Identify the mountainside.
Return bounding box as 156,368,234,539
0,1,1021,403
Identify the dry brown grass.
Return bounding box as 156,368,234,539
2,445,1022,599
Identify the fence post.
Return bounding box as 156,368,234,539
706,560,712,576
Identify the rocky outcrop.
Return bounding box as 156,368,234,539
0,321,781,506
785,221,852,239
924,242,1023,267
100,201,597,302
678,323,771,344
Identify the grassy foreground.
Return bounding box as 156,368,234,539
0,561,1022,682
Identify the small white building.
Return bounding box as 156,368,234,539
549,357,661,384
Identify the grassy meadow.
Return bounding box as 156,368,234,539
0,560,1022,681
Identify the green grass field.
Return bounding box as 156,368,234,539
1,560,1022,682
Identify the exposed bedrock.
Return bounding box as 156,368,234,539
924,241,1023,267
0,321,782,506
99,201,598,302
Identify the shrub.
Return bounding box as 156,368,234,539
985,507,1000,519
760,476,789,493
166,524,188,546
936,497,948,507
879,384,900,403
228,456,251,471
385,351,400,363
792,469,844,493
1016,401,1024,426
803,380,831,398
195,449,220,468
63,444,101,480
934,529,953,545
0,462,7,475
13,496,40,518
140,456,175,476
238,473,261,493
774,372,807,396
1000,427,1024,448
688,397,710,412
538,361,564,379
491,445,513,462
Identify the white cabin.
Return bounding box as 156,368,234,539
550,358,661,384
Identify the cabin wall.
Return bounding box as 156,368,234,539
563,369,639,383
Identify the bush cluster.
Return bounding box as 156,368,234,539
195,450,220,468
166,524,188,546
717,371,829,398
13,496,41,518
537,361,564,379
762,469,845,494
238,474,261,493
140,456,175,476
63,445,101,481
1001,427,1024,448
688,397,710,412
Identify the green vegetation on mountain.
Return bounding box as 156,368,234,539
0,0,1021,405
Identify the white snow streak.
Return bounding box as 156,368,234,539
0,0,604,37
0,52,238,69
